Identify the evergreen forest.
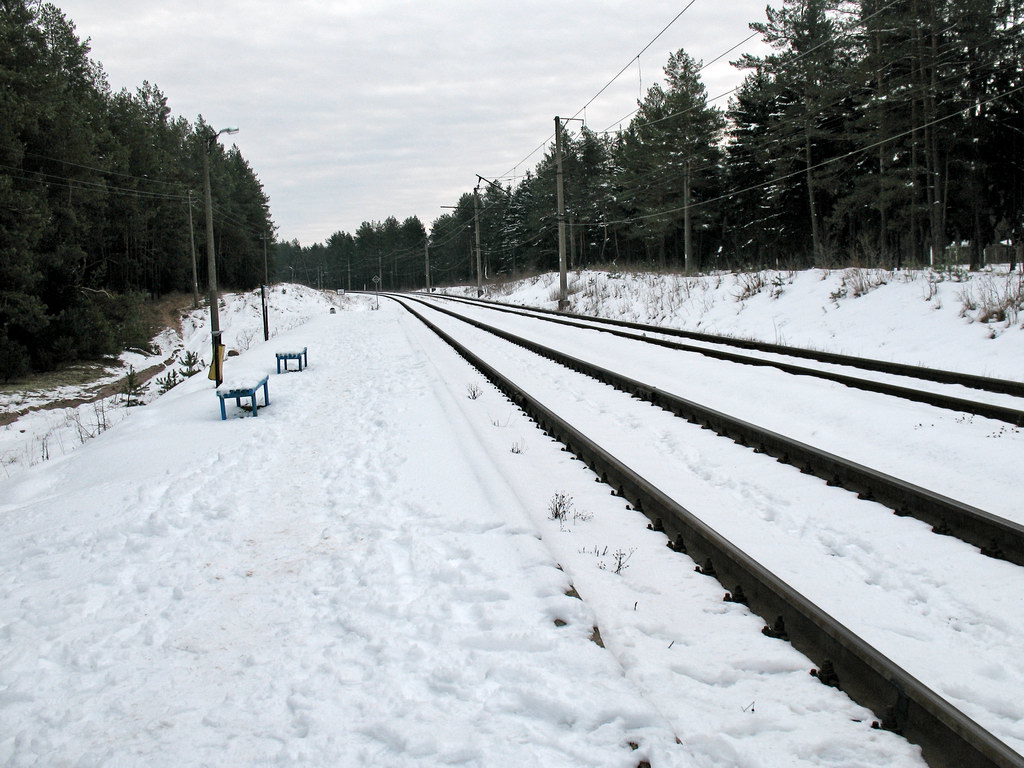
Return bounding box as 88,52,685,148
283,0,1023,292
1,1,272,379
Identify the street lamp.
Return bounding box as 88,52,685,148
203,125,238,386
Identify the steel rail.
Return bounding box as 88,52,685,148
393,293,1024,567
430,292,1024,398
393,295,1024,768
419,294,1024,426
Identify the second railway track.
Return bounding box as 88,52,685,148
436,292,1024,399
429,293,1024,425
394,292,1024,567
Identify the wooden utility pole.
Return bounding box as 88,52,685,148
260,233,270,284
202,142,222,386
187,190,199,309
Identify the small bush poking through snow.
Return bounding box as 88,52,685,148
579,545,636,574
548,492,592,531
466,383,482,400
733,271,767,302
548,492,574,522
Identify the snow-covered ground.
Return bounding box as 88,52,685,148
1,270,1020,766
0,285,343,481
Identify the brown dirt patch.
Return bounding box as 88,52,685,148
0,356,178,428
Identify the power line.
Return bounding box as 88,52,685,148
20,151,191,189
0,162,187,201
593,82,1024,228
495,1,704,182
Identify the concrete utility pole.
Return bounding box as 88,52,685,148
553,116,582,310
187,190,199,309
261,232,270,284
203,125,238,387
683,160,693,274
555,117,567,309
473,186,483,297
424,241,431,292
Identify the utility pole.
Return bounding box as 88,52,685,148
424,241,431,292
473,185,483,296
555,117,567,309
203,125,238,387
553,116,582,310
260,233,270,284
203,140,222,385
476,174,513,282
683,160,693,274
187,190,199,309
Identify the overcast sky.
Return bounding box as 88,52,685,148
57,1,773,246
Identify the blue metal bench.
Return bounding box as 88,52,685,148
217,375,270,420
275,347,308,373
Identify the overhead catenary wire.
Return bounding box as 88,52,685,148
589,81,1024,228
493,1,703,184
20,150,192,190
0,161,189,202
603,21,1010,199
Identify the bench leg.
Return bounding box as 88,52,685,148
251,392,258,416
219,397,227,420
276,358,281,374
263,381,270,406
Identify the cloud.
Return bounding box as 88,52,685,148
59,0,771,244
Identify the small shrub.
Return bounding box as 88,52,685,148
178,351,203,377
548,492,591,531
236,328,257,351
466,383,482,400
548,492,575,522
155,370,181,394
120,366,146,407
733,271,767,302
609,548,636,575
578,545,635,574
844,268,888,298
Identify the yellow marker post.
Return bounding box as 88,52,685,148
208,340,225,382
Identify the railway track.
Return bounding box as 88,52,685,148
435,292,1024,399
428,293,1024,426
395,293,1024,567
390,294,1023,768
